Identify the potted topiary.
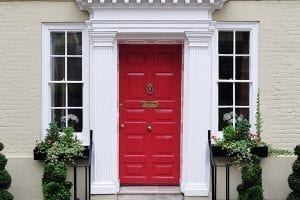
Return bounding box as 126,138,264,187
287,145,300,200
211,114,265,200
42,162,72,200
34,122,88,200
0,142,13,200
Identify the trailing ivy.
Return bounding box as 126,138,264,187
215,107,265,199
255,89,263,140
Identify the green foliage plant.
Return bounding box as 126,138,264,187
36,122,84,200
46,127,83,164
287,144,300,200
215,112,265,200
36,122,61,154
255,89,263,140
42,162,72,200
216,118,257,168
0,143,13,200
269,147,294,156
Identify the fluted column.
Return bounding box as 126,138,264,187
181,31,213,196
89,31,119,194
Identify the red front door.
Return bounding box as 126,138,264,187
119,45,182,185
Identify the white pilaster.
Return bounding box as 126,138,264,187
181,31,214,196
89,31,119,194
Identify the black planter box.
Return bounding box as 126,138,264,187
212,145,268,158
33,146,90,161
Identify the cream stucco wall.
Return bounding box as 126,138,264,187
0,0,299,199
213,0,300,150
0,1,88,156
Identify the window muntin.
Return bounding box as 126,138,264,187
218,30,251,131
49,31,83,132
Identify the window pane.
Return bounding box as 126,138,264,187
219,83,233,106
236,31,250,54
219,31,233,54
68,83,82,107
236,56,249,80
235,83,249,106
51,58,65,81
236,108,249,122
219,56,233,80
51,32,65,55
67,58,82,81
68,109,82,132
67,32,82,55
51,109,66,129
51,84,66,107
219,108,233,131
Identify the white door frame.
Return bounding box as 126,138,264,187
76,0,226,197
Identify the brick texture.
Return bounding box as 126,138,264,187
213,1,300,150
0,1,88,155
0,1,299,156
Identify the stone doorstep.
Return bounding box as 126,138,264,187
118,186,183,200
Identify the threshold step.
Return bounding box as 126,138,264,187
119,186,181,194
117,194,184,200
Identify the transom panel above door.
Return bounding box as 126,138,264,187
119,44,182,185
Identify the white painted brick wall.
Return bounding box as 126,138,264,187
213,1,300,150
0,1,88,155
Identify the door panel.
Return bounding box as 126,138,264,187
119,44,182,185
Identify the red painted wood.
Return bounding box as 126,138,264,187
119,45,182,185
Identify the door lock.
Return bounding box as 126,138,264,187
120,123,125,128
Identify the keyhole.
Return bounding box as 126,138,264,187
147,84,153,95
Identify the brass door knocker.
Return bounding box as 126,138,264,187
147,83,153,95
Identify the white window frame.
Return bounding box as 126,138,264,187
42,23,89,145
211,22,259,136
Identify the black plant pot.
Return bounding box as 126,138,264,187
33,146,90,161
250,146,268,157
212,145,268,158
33,146,47,160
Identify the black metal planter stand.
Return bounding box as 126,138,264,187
72,130,93,200
208,130,231,200
33,130,93,200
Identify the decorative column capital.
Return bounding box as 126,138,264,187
185,22,215,47
89,31,117,47
185,31,214,47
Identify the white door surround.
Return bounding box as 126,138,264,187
76,0,226,197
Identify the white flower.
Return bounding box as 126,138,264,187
223,112,232,122
237,114,244,122
61,114,79,124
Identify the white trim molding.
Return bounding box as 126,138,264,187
76,0,227,196
41,23,90,145
76,0,227,10
181,30,213,196
89,31,119,194
211,22,259,136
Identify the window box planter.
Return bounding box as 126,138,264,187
33,146,90,161
212,145,268,158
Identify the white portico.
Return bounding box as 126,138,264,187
75,0,226,196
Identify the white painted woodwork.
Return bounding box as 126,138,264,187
76,0,226,8
76,0,227,197
89,31,119,194
182,31,214,196
42,24,90,145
